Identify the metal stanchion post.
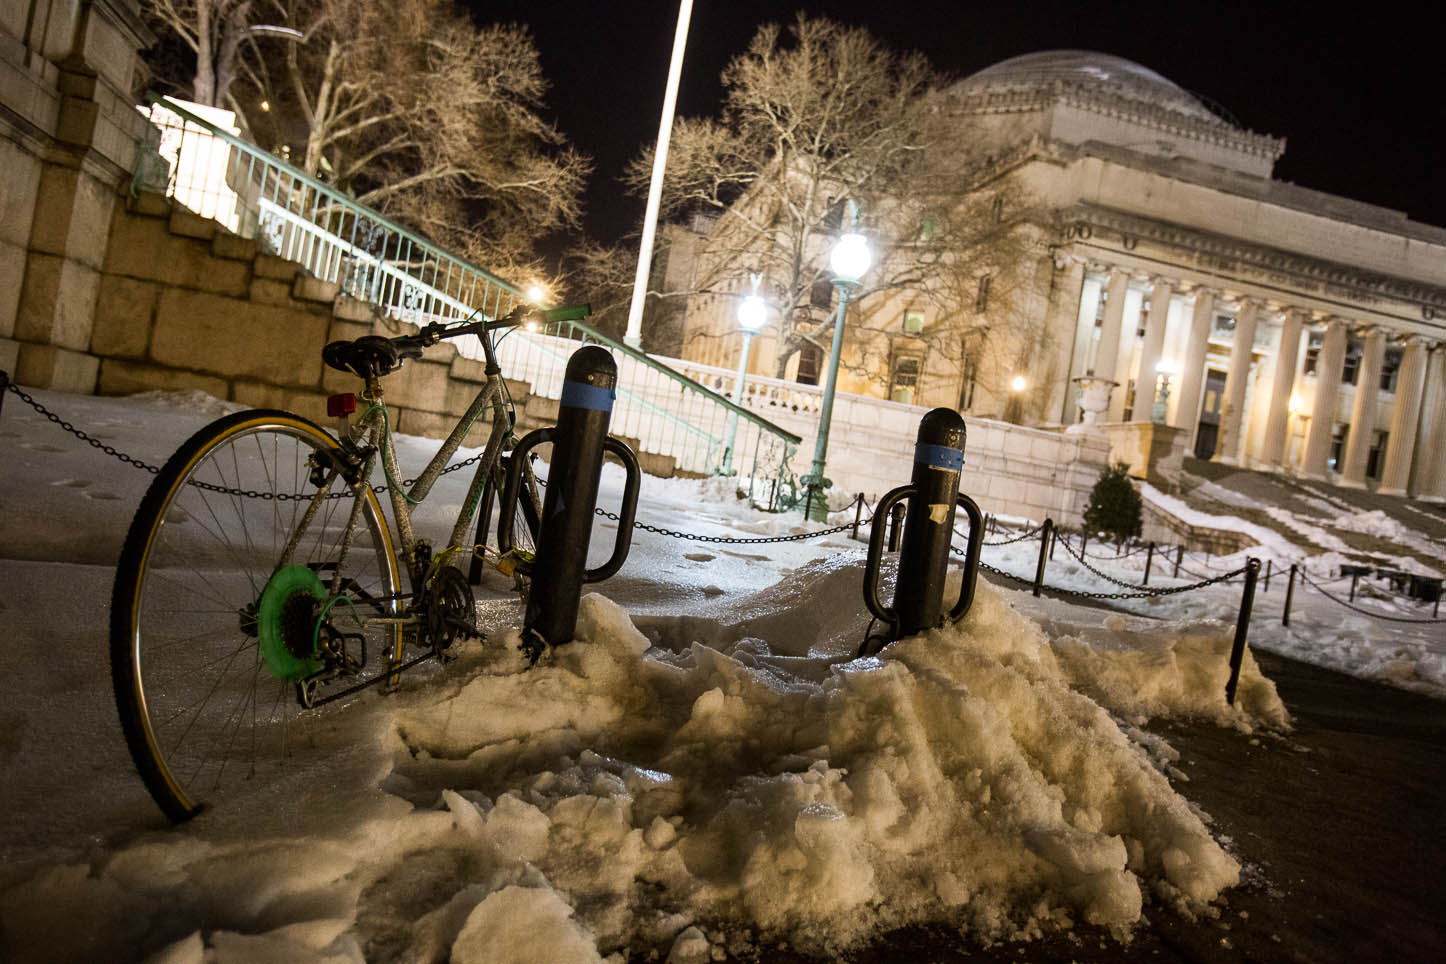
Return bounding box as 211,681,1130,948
1226,558,1262,706
1263,559,1272,593
852,493,864,541
1143,541,1155,586
0,369,8,418
1174,544,1184,578
1033,518,1054,598
887,502,904,552
1048,526,1057,560
1283,563,1297,626
1349,571,1361,602
1080,531,1089,557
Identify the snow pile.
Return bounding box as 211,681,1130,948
0,570,1280,962
1045,613,1289,731
376,578,1266,955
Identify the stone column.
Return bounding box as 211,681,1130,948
1091,270,1130,382
1260,308,1305,468
1339,326,1387,489
1132,278,1174,422
1378,336,1429,496
1215,299,1259,464
1173,286,1217,445
1414,345,1446,501
1044,256,1087,425
6,1,154,391
1064,270,1105,423
1301,318,1348,480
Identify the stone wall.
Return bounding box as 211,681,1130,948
68,192,526,447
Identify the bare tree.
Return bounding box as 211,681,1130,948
624,15,1034,403
144,0,589,275
144,0,267,109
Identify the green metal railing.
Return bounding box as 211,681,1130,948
136,95,801,505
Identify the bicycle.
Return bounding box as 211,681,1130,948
109,302,589,823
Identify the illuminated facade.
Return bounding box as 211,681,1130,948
676,51,1446,499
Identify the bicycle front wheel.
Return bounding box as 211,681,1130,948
110,409,401,823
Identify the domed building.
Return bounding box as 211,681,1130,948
675,50,1446,501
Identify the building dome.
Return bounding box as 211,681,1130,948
954,51,1228,126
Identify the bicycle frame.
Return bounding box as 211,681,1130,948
280,320,531,603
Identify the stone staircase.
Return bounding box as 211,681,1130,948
67,190,680,476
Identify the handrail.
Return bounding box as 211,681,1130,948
546,317,801,445
145,94,522,297
134,93,802,500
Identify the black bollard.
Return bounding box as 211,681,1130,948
1282,563,1297,626
1033,518,1054,597
499,346,640,660
1174,544,1184,578
1225,558,1262,706
1143,541,1155,586
887,502,905,552
860,408,984,653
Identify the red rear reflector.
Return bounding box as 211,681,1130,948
327,393,357,417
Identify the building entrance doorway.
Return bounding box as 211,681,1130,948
1194,368,1227,460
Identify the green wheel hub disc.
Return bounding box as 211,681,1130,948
257,565,327,681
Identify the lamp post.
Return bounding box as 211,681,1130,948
803,205,871,521
722,277,766,474
1152,359,1180,423
1005,374,1027,423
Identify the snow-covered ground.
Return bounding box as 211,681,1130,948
0,388,1438,963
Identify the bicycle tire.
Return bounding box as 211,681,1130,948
110,409,401,823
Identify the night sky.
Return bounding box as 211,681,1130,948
468,1,1443,245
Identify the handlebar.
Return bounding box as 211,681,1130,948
395,303,591,353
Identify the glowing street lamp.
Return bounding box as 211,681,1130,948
722,275,767,474
803,202,871,521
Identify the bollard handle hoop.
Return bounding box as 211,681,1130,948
862,484,911,630
948,493,986,623
583,437,641,583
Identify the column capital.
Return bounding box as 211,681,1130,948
1147,275,1176,290
1084,260,1113,276
1190,284,1223,301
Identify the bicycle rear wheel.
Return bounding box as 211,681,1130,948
110,409,401,822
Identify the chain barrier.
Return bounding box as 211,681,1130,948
595,505,863,544
8,379,1442,586
3,378,489,498
1299,570,1446,625
980,523,1044,547
975,557,1248,601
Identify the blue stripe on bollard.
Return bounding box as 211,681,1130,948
915,443,964,471
560,380,616,412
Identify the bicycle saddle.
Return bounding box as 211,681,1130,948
322,336,422,378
